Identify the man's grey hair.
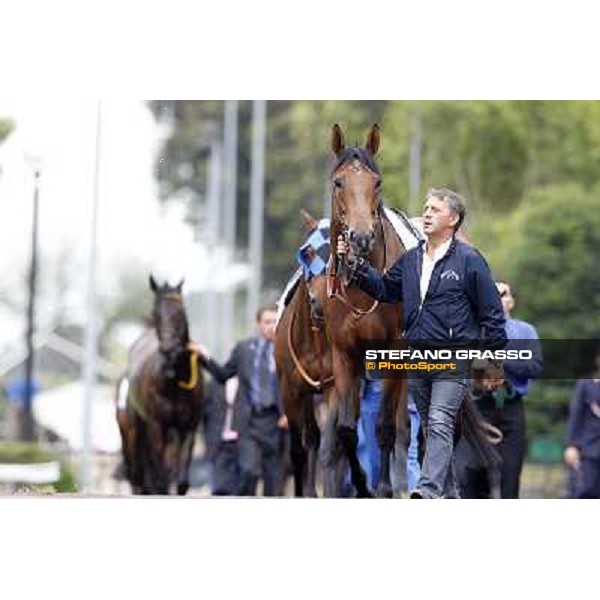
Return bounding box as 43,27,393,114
426,187,467,231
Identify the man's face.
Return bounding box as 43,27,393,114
496,282,515,316
257,310,277,341
422,197,458,237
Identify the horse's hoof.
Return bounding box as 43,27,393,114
357,487,375,499
177,483,189,496
304,486,317,498
376,482,394,499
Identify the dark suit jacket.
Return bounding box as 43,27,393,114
567,379,600,459
200,337,282,436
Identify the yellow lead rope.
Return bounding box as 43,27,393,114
178,350,199,390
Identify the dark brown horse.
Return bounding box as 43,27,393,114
307,123,409,498
117,276,203,494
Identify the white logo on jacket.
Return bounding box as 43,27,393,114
441,269,460,281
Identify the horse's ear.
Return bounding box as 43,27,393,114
299,209,318,232
176,278,185,292
365,124,381,156
331,124,345,156
149,274,158,293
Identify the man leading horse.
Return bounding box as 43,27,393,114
338,187,507,498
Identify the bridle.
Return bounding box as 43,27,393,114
326,161,387,319
154,292,200,390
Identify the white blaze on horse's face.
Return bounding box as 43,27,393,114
334,159,380,255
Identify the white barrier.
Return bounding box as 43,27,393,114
0,461,60,484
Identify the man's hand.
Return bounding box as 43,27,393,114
189,342,211,359
277,414,289,430
564,446,581,470
473,359,505,392
337,235,358,268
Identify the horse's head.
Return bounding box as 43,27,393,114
330,124,382,257
149,275,190,374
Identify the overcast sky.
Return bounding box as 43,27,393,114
0,100,249,344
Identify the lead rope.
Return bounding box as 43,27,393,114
178,346,200,390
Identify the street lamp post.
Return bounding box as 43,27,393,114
21,166,41,441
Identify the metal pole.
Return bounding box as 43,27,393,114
221,100,238,351
409,109,422,217
223,101,238,253
21,169,40,441
247,100,266,330
81,102,102,493
203,137,222,358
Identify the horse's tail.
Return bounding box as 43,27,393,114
460,391,502,471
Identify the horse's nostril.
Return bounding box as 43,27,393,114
349,230,356,241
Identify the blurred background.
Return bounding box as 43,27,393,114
0,100,599,496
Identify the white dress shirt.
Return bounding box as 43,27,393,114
420,237,452,306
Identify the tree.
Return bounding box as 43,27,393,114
471,183,600,440
147,100,600,291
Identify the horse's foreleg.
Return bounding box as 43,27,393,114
303,395,320,498
129,416,146,494
334,351,371,498
176,431,195,496
289,422,305,497
283,383,307,498
145,421,168,494
319,400,342,497
376,377,406,498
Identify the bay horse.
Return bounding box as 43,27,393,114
307,123,409,498
315,125,501,497
274,211,334,497
117,276,203,494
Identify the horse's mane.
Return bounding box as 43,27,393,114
331,147,380,176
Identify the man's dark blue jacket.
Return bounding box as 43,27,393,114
355,238,507,347
567,379,600,459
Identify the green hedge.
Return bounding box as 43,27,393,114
0,441,77,493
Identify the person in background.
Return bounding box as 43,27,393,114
194,305,288,497
458,281,543,498
564,349,600,498
391,392,422,497
201,377,241,496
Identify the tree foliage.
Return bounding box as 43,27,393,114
144,101,600,441
0,118,13,144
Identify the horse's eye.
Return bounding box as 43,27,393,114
375,179,382,189
334,178,343,189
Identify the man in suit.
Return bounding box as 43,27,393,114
457,280,543,498
564,349,600,498
201,377,241,496
194,305,288,496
